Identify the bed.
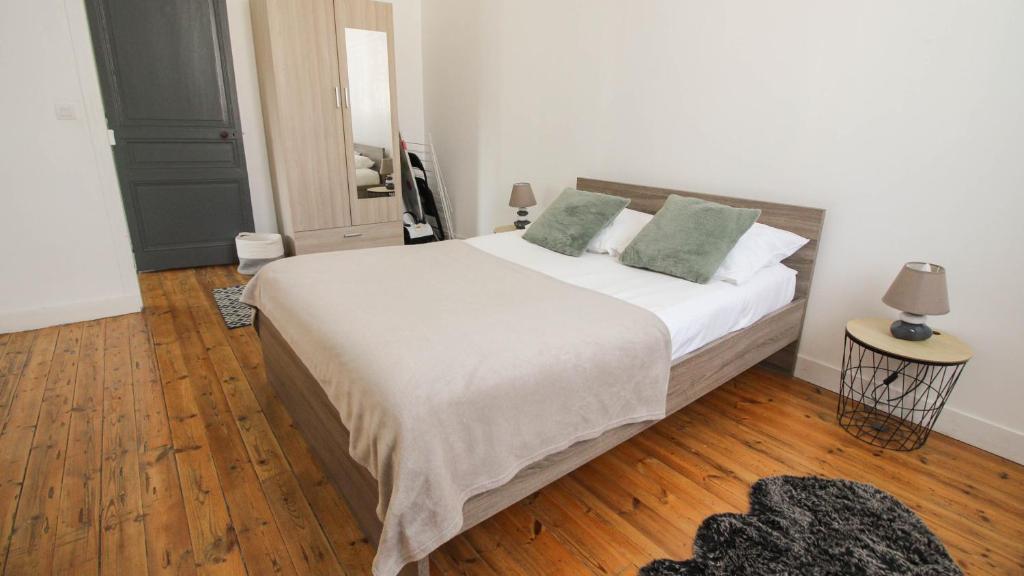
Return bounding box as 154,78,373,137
248,178,825,576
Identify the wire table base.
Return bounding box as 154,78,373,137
838,331,967,451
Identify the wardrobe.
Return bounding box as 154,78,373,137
251,0,403,255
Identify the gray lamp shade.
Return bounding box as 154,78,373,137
379,157,393,176
509,183,537,208
882,262,950,316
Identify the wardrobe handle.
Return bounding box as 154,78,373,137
343,87,350,109
334,86,341,109
343,232,363,238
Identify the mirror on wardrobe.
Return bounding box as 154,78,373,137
345,28,395,200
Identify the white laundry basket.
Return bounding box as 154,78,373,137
235,232,284,275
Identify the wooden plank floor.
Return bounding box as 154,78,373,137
0,265,1021,575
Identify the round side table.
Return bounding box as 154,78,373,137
364,186,395,198
838,318,972,451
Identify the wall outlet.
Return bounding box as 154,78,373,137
54,103,78,120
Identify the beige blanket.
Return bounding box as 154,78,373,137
241,241,671,576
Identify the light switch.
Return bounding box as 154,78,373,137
54,103,78,120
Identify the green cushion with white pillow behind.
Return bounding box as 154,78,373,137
620,195,761,283
522,188,630,256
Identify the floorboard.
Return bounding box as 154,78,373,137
99,316,149,575
128,312,196,576
4,325,81,575
0,265,1020,575
0,326,59,574
53,320,104,575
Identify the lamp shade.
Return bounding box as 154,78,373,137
379,157,393,176
509,183,536,208
882,262,950,316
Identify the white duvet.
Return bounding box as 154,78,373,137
467,230,796,363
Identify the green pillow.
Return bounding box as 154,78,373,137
620,195,760,283
523,188,629,256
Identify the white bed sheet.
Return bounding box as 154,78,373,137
467,230,797,363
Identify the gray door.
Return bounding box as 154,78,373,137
85,0,254,271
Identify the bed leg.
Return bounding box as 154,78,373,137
760,340,799,376
397,558,430,576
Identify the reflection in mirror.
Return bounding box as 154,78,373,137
345,28,394,200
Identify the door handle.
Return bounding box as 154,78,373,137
343,232,363,238
219,130,229,139
343,87,350,109
335,86,341,109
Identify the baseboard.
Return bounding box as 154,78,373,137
0,293,143,333
795,355,1024,465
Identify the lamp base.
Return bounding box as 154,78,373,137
514,208,531,230
890,313,933,341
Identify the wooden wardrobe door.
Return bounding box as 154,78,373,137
336,0,402,226
252,0,351,232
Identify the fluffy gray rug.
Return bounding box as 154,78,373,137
640,476,961,576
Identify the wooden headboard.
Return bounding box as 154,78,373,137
576,178,826,302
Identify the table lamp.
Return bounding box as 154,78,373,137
509,183,536,229
380,157,394,190
882,262,949,341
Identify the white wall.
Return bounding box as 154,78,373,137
0,0,141,333
228,0,426,234
225,0,278,234
388,0,426,144
422,0,1024,462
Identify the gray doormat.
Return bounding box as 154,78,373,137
212,284,253,329
640,476,961,576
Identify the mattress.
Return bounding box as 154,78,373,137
356,167,380,187
467,230,797,363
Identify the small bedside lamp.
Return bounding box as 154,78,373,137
379,157,394,190
509,183,536,229
882,262,949,341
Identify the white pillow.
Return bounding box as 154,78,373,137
353,153,375,169
713,223,809,284
587,208,654,257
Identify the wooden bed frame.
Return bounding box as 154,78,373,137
256,178,825,575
